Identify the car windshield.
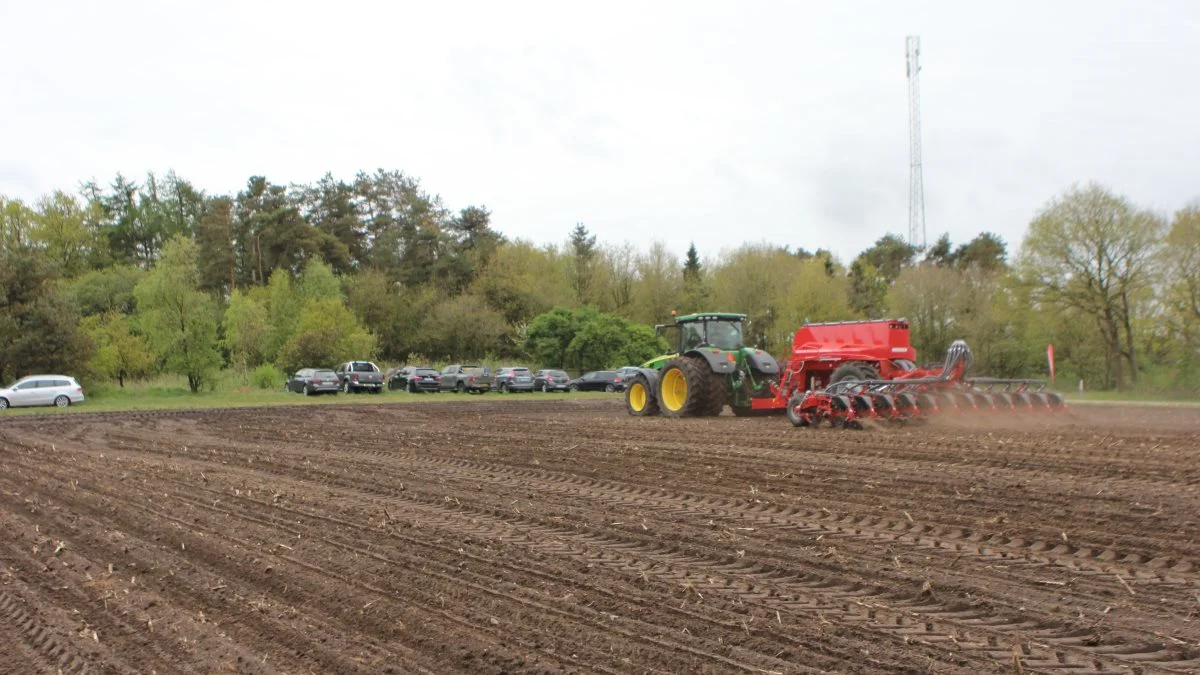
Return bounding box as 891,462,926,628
415,369,438,375
351,363,377,372
463,367,484,374
314,370,336,377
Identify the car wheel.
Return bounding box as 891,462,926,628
541,382,550,393
605,384,615,393
54,395,70,408
568,384,579,393
304,386,312,396
456,382,465,394
0,397,9,410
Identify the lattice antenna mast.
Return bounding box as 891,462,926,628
906,35,926,250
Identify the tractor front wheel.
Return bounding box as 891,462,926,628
625,376,660,416
658,357,723,418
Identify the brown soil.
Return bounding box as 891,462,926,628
1,399,1198,674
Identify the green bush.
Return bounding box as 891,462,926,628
252,364,285,390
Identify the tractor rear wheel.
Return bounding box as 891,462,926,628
625,376,660,416
658,356,722,417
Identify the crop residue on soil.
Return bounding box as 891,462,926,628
1,399,1198,674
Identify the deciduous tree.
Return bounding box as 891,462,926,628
1020,183,1164,389
134,235,223,392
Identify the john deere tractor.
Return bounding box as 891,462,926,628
625,313,780,417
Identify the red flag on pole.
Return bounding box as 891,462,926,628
1047,343,1056,385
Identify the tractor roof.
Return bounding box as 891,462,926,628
673,312,747,323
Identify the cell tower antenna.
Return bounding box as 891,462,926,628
906,35,926,250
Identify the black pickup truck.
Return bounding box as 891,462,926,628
439,364,494,394
334,361,384,394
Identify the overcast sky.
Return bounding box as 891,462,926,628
2,1,1197,264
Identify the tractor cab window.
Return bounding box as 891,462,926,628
704,320,743,351
682,323,705,350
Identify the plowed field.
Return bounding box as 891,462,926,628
1,399,1198,674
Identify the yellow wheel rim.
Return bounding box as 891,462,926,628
629,382,647,411
661,368,687,411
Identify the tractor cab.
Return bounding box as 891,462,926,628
658,313,748,355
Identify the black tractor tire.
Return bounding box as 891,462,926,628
625,375,660,417
830,363,872,385
658,356,723,418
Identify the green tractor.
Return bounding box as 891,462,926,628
625,312,781,417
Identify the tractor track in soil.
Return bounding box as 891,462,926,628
1,398,1198,673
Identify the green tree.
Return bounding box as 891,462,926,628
564,313,662,372
680,242,708,313
302,173,367,271
276,297,377,374
134,235,223,392
592,242,637,314
470,240,573,325
195,196,237,294
525,306,663,371
923,233,953,267
1161,204,1200,388
1020,183,1164,389
32,191,107,276
344,269,440,362
953,232,1008,272
300,258,342,301
263,270,304,363
888,264,964,361
1,196,37,254
64,265,144,316
82,311,155,386
631,241,681,325
440,205,503,292
568,223,597,305
354,169,446,286
0,249,92,384
222,290,270,369
414,293,509,360
525,307,582,369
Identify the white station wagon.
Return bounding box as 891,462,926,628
0,375,85,410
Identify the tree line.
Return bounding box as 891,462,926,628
1,171,1196,393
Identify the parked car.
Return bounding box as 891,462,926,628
494,366,534,393
439,364,493,393
389,366,442,393
532,369,571,392
567,370,625,393
616,366,642,383
334,361,384,394
286,368,341,396
0,375,85,410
